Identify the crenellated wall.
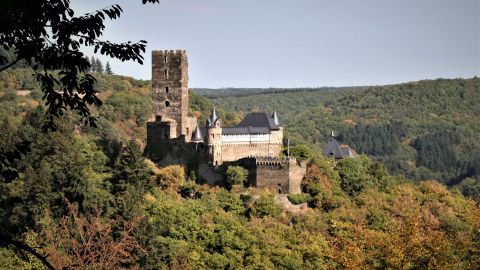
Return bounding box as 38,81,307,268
238,156,306,194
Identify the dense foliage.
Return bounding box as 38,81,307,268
1,68,479,268
205,78,480,199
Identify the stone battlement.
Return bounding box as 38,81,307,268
240,156,297,166
254,156,296,166
152,50,187,58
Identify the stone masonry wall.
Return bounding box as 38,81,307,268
255,162,291,194
152,50,189,139
238,157,304,194
288,161,306,194
221,143,281,163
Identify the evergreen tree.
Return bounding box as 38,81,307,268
111,140,152,219
105,61,113,74
89,56,96,72
95,58,104,74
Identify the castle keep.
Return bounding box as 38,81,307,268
146,50,305,193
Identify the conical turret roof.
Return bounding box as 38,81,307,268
191,126,203,142
209,107,218,127
272,110,279,126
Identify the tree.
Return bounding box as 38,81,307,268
95,58,104,74
250,194,282,218
0,0,159,130
111,140,152,219
105,61,113,74
285,145,313,162
89,56,96,72
0,1,159,267
225,165,248,189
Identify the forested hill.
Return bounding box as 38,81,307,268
194,86,367,98
2,67,480,268
206,78,480,195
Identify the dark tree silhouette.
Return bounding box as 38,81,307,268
0,0,159,130
0,0,159,268
105,61,113,74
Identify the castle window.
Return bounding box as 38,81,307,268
166,86,169,93
164,55,167,63
165,100,170,107
164,69,169,78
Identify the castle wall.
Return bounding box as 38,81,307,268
185,116,198,141
288,161,306,194
221,143,277,162
237,157,306,194
270,128,284,145
255,162,291,194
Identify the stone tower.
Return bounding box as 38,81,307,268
152,50,189,139
207,107,223,166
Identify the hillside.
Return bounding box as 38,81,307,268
1,68,480,268
205,78,480,194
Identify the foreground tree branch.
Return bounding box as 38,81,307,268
0,0,159,131
0,234,56,270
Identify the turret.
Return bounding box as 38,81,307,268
208,106,218,127
207,107,222,166
272,110,280,126
191,126,203,143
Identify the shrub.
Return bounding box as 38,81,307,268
287,194,312,205
285,144,313,161
156,165,185,189
225,165,248,189
250,194,282,218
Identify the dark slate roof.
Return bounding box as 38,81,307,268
322,139,355,159
272,110,279,126
222,126,271,135
237,112,280,130
191,126,203,142
208,107,218,127
339,146,354,158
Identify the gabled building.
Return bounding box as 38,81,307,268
322,132,356,159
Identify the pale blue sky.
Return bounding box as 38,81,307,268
72,0,479,88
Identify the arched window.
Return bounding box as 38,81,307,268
165,100,170,107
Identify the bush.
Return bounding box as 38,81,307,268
285,144,312,161
156,165,185,189
250,194,282,218
225,165,248,189
287,194,312,205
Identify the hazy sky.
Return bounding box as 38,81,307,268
72,0,479,88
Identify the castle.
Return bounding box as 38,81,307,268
146,50,305,194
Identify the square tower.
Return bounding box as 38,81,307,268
152,50,189,138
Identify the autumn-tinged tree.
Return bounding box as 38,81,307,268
41,201,144,269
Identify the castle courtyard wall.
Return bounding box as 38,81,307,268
255,163,291,194
221,143,282,162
